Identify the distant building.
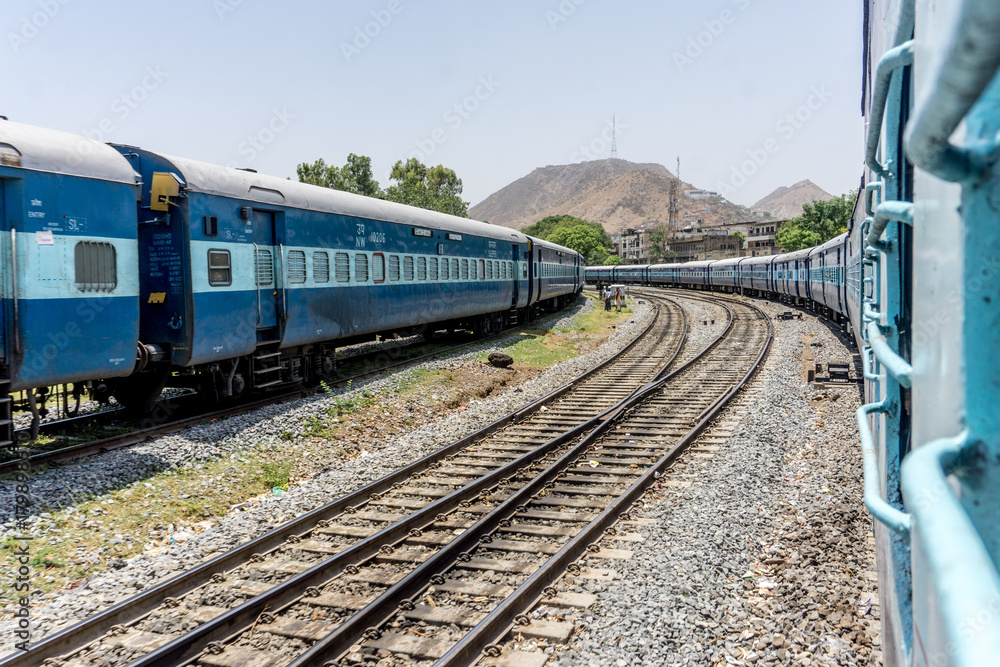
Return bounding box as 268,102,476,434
746,220,787,256
683,189,719,200
666,234,743,263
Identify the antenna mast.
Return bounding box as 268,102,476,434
610,115,618,160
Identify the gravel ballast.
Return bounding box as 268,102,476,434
552,295,879,666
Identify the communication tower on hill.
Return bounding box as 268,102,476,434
610,115,618,160
668,156,680,231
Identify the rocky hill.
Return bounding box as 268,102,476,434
751,180,834,220
470,159,754,236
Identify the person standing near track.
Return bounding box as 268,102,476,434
603,286,612,311
614,286,624,312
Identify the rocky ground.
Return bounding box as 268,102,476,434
551,296,879,666
0,295,656,654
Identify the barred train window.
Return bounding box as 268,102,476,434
487,261,493,280
417,257,427,281
355,253,369,283
470,260,477,280
452,258,459,279
287,250,306,284
403,256,414,281
335,252,350,283
74,242,118,292
388,255,400,281
429,257,438,280
461,259,469,280
313,251,330,283
254,249,275,287
440,257,449,280
372,253,385,283
208,250,231,287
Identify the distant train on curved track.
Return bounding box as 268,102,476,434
0,121,584,424
589,1,1000,662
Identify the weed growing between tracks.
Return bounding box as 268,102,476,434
0,299,634,607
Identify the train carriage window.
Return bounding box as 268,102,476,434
440,257,449,280
461,259,469,280
487,261,493,280
207,250,231,287
452,258,459,279
255,248,274,287
313,251,330,283
372,253,385,283
429,257,439,280
388,255,400,281
335,252,350,283
403,256,414,281
355,253,369,283
480,259,485,279
287,250,306,284
417,257,427,281
470,260,478,280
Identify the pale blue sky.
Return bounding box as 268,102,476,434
3,0,863,208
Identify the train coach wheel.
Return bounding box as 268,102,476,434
111,368,170,414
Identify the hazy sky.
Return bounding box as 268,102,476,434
4,0,863,209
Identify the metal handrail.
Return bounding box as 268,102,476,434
862,345,879,382
901,432,1000,665
9,229,19,353
866,320,912,388
866,201,914,255
251,242,261,325
856,399,911,536
905,0,1000,182
866,40,914,178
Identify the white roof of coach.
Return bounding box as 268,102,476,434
152,152,530,244
0,120,137,185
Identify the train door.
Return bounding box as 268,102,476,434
252,210,280,339
511,244,520,307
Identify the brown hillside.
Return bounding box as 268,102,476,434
470,159,754,235
751,179,834,220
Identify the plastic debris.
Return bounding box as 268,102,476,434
858,597,872,616
272,487,285,497
589,460,600,468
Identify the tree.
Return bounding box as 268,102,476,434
776,191,855,251
647,228,668,263
603,255,623,266
296,154,381,197
547,225,610,264
382,158,469,217
733,231,745,249
522,215,613,250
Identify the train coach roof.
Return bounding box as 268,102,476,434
530,236,584,259
146,151,530,243
0,121,137,185
710,257,742,267
777,247,813,262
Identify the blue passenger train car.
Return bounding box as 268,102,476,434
0,122,141,433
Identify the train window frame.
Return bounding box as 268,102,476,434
417,256,427,281
479,259,485,280
403,256,414,281
372,252,385,284
470,260,478,280
440,257,449,280
334,252,350,284
287,250,307,284
388,254,400,281
452,258,459,279
429,257,439,280
313,251,330,284
255,248,274,287
486,260,493,280
355,253,370,283
208,249,232,287
461,259,469,280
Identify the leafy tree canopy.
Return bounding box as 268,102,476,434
547,225,611,264
522,215,612,248
776,191,855,252
296,156,468,217
603,254,623,266
296,154,380,197
382,159,469,217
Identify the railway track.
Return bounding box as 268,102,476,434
7,292,694,667
0,304,597,475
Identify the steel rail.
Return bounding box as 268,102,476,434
284,299,752,666
1,296,670,667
